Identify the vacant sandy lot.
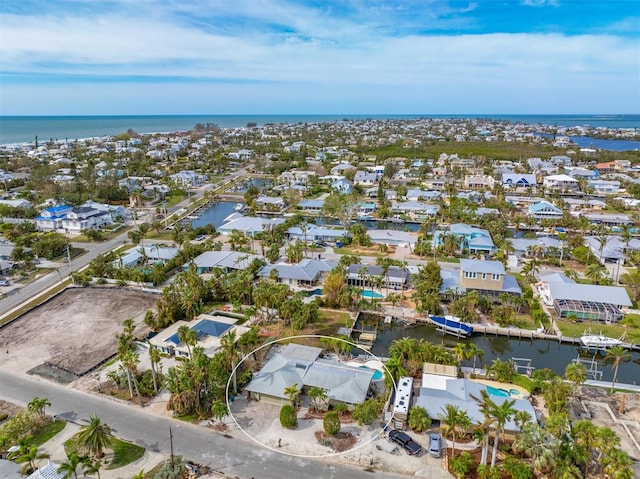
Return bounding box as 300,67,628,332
0,287,157,378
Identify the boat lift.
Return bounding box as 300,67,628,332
511,357,535,377
572,355,603,381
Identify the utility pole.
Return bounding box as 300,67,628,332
66,243,73,284
169,426,174,469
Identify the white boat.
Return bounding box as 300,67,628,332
428,315,474,338
579,334,623,349
234,203,244,211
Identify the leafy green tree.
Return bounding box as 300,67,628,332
279,405,297,429
211,401,228,426
27,397,51,422
450,451,474,479
352,398,381,426
323,411,341,436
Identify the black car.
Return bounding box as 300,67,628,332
388,429,422,456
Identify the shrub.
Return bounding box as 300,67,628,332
352,398,381,426
279,405,297,429
511,374,537,394
323,412,341,436
0,413,8,422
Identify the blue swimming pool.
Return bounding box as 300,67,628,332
486,385,511,397
361,290,384,299
360,366,384,380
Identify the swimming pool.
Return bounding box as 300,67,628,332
360,365,384,380
486,385,520,397
361,290,384,299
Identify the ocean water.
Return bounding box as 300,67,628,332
0,114,639,146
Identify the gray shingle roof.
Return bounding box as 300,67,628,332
548,283,632,306
460,259,505,275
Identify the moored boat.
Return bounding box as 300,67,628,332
580,334,623,349
428,315,474,338
234,203,244,211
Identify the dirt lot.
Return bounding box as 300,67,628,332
0,287,157,379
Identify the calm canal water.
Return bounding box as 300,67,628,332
372,323,640,385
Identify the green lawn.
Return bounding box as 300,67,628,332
30,420,66,446
64,435,145,470
556,320,640,344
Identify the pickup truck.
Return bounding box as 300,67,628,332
388,429,422,456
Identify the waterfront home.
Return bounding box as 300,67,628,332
433,223,495,256
296,199,325,213
391,201,439,218
580,213,634,227
440,259,521,297
286,224,348,243
539,274,631,323
414,369,535,434
255,195,286,212
245,343,375,407
257,258,337,289
189,250,263,274
346,264,408,290
527,201,563,220
587,179,621,195
542,174,579,191
511,237,563,259
217,216,285,237
367,229,417,249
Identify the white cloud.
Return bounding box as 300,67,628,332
522,0,560,7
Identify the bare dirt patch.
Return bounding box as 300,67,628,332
0,287,157,378
314,431,357,452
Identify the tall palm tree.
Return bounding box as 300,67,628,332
487,398,517,467
220,330,238,394
585,263,607,285
471,390,496,466
76,414,113,459
513,422,558,474
82,459,102,479
439,404,468,459
177,325,198,358
307,386,328,411
148,345,162,393
57,452,88,479
466,343,484,373
605,346,632,392
564,362,587,396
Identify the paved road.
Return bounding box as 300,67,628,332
0,168,248,318
0,369,409,479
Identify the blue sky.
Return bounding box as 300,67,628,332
0,0,639,115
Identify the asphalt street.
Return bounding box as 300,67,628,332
0,369,408,479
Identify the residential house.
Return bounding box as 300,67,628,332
463,174,495,190
34,205,72,231
190,250,264,274
538,273,631,323
584,235,640,264
287,224,348,243
297,199,325,213
433,223,495,255
331,178,353,195
217,216,285,237
527,201,563,220
113,243,179,268
60,206,113,234
255,195,286,212
346,264,408,290
353,171,379,186
168,170,207,188
257,259,337,289
543,174,579,191
440,259,522,297
587,179,620,195
501,173,536,188
0,198,32,209
245,343,375,407
581,213,633,227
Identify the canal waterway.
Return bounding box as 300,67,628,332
371,322,640,385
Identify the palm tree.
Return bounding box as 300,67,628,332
283,383,301,408
211,401,228,425
307,386,328,411
76,414,113,459
57,452,88,479
487,398,517,467
27,397,51,421
605,346,632,392
585,263,607,284
452,343,468,366
408,406,432,432
564,362,587,396
148,345,162,393
82,459,102,479
513,422,557,474
177,325,198,358
513,410,532,432
439,404,469,458
12,445,50,475
220,330,239,394
467,343,484,373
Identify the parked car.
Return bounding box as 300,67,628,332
195,235,206,241
0,277,9,287
388,429,422,456
428,433,441,458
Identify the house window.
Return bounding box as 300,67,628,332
481,273,487,280
492,274,501,281
464,271,477,279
